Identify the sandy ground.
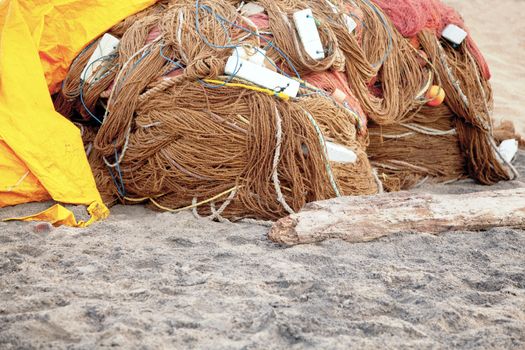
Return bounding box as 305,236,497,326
1,0,525,349
1,160,524,349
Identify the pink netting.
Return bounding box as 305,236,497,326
373,0,491,79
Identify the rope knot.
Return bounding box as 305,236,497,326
184,55,224,80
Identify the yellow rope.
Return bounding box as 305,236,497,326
125,186,240,213
203,79,290,101
123,195,164,203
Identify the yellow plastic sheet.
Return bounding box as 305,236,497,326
0,140,50,207
0,0,156,226
4,202,110,228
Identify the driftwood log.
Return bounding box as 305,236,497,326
269,189,525,245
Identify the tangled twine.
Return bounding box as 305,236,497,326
54,0,516,221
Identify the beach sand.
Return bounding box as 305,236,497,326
1,0,524,349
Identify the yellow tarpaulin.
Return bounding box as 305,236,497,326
0,0,156,226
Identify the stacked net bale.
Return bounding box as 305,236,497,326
367,105,465,191
55,0,379,220
367,0,517,188
54,0,516,220
237,0,515,190
255,0,427,125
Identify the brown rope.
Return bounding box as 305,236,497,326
54,0,515,220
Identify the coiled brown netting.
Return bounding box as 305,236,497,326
55,0,519,220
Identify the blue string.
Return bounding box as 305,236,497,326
198,46,242,89
361,0,393,68
194,0,302,80
195,1,238,50
342,101,364,131
62,40,98,90
348,13,368,31
159,44,185,71
79,54,117,124
107,144,126,197
158,40,242,88
114,50,151,95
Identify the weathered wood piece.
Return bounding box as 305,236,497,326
269,189,525,245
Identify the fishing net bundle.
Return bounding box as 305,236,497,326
369,0,518,187
55,0,516,220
